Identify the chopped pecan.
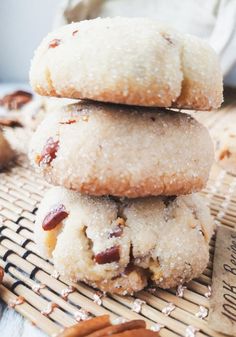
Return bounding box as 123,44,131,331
42,204,68,231
59,119,76,125
49,38,61,48
72,30,79,36
95,246,120,264
109,226,123,238
0,90,32,110
219,149,231,160
37,137,59,165
109,218,125,238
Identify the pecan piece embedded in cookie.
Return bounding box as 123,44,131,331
49,39,61,49
95,246,120,264
42,204,68,231
36,137,59,165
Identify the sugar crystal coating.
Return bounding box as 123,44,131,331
30,17,223,110
34,187,214,294
29,101,214,198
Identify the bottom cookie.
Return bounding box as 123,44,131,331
35,187,214,295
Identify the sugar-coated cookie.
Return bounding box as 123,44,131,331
29,101,214,197
35,187,213,295
30,17,223,110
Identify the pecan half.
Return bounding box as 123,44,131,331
37,137,59,165
95,246,120,264
87,320,146,337
0,90,32,110
58,315,111,337
49,39,61,48
42,204,68,231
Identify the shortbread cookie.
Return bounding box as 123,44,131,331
35,187,214,294
29,102,214,198
0,131,14,168
30,17,223,110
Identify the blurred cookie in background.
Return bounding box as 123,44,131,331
213,116,236,176
0,89,32,127
0,129,15,168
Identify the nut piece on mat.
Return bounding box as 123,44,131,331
0,131,15,168
30,17,223,110
58,316,157,337
29,101,214,198
0,90,32,111
34,187,214,293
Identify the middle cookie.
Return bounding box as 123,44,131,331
29,101,214,197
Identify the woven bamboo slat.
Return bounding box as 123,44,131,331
0,94,236,337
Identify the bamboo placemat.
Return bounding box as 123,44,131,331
0,92,236,337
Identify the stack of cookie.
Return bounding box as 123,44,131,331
29,18,223,295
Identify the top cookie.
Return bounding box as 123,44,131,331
30,17,223,110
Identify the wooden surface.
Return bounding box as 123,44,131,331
0,87,236,337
